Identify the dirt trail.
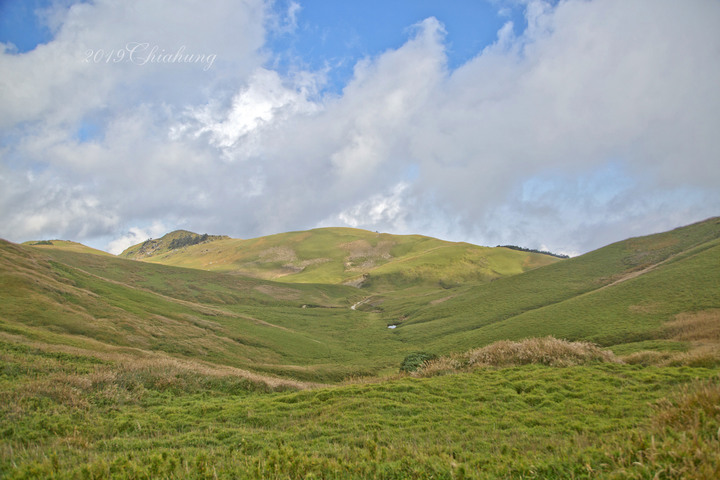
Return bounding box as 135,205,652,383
596,248,701,292
351,297,372,310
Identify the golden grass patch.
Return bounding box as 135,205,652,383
417,336,619,377
621,310,720,367
664,309,720,342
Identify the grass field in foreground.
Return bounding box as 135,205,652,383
2,333,718,479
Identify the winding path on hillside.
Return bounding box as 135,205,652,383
596,247,705,293
350,297,372,310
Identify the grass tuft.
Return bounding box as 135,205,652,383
622,310,720,368
417,336,619,376
663,309,720,342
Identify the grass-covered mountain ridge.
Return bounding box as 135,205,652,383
10,216,719,376
119,230,229,259
118,227,562,288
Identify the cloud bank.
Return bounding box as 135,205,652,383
1,0,718,255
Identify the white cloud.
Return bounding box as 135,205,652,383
401,0,720,246
332,182,410,231
0,0,267,128
267,0,301,34
0,168,118,241
184,68,319,149
1,0,719,255
106,222,169,255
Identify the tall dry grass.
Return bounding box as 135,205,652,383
612,378,720,479
623,310,720,368
416,336,619,377
1,330,321,418
663,309,720,342
1,329,320,391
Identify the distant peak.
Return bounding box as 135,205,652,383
120,230,227,259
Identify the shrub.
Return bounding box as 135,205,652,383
399,352,438,373
497,244,569,259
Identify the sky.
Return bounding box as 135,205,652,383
0,0,719,256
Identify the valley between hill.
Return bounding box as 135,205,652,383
2,218,719,478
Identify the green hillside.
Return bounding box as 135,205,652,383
374,217,720,354
22,239,114,257
1,239,392,382
4,218,719,379
2,217,720,478
120,227,560,288
119,230,228,259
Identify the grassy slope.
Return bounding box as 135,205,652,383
1,240,407,382
120,227,560,288
381,217,720,355
118,230,228,259
21,240,114,257
3,218,718,378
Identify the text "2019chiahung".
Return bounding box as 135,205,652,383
83,42,216,71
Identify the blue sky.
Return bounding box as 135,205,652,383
0,0,54,53
2,0,522,73
266,0,525,93
0,0,718,255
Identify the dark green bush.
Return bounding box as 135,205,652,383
400,352,437,373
